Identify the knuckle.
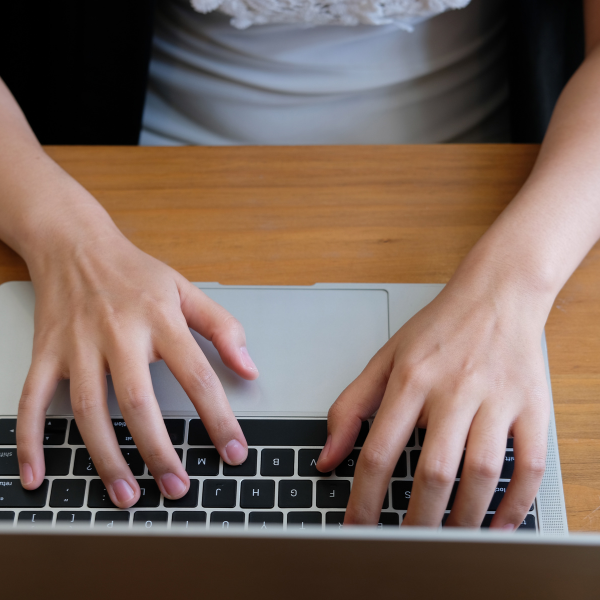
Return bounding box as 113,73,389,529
213,313,245,343
71,382,102,419
119,386,154,413
464,452,501,482
418,457,457,488
360,442,392,474
397,361,428,391
521,454,547,479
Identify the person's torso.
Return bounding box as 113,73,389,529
141,0,509,145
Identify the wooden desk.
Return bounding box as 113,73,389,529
1,145,599,532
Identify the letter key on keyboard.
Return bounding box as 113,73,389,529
203,480,237,508
278,480,312,508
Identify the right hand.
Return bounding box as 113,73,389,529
16,204,258,508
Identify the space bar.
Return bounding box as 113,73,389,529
238,419,327,446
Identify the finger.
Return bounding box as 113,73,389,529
178,281,259,380
70,350,141,508
158,321,248,465
444,405,509,527
16,356,61,489
109,345,190,500
316,347,392,473
344,375,423,525
490,406,549,531
403,398,473,528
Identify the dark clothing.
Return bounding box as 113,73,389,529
0,0,584,145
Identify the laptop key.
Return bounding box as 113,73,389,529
298,449,331,477
56,511,92,526
335,450,360,477
418,429,427,446
210,511,245,529
164,479,199,508
278,480,312,508
406,429,416,448
121,449,145,476
171,511,207,527
355,421,370,447
261,449,294,477
44,448,72,476
88,479,160,509
0,419,16,445
133,511,168,528
18,511,53,526
392,452,408,478
43,419,68,445
74,449,98,476
392,481,412,511
0,479,48,508
223,448,257,477
518,514,536,530
94,511,130,528
316,480,350,509
202,480,237,508
377,512,400,527
410,450,420,477
112,420,135,445
325,512,345,528
88,480,116,508
488,482,534,512
50,479,86,507
164,419,185,445
187,420,213,445
0,449,18,475
287,512,322,528
248,511,284,529
240,479,275,509
186,449,220,476
0,448,72,477
501,451,515,479
67,420,84,445
135,480,161,508
0,511,15,523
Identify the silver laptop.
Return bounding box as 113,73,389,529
0,280,568,534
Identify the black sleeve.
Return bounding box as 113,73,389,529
507,0,585,143
0,1,155,145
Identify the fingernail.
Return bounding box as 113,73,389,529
502,523,516,532
20,463,33,486
224,439,247,465
112,479,135,504
317,435,332,467
160,473,187,499
240,347,258,372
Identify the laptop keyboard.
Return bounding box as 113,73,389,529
0,417,537,531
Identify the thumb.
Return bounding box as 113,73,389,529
317,348,392,472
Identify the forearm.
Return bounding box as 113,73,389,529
452,44,600,314
0,77,119,264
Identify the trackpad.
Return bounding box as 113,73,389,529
47,287,389,417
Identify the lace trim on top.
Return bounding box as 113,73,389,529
189,0,472,29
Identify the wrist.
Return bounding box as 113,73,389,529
445,235,558,328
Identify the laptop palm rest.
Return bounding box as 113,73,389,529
0,285,389,417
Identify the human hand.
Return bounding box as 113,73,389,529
16,214,258,508
317,276,550,529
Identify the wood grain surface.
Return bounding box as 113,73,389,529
1,145,599,532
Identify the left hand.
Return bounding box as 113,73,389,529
316,274,550,529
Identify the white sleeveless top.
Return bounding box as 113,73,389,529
140,0,509,145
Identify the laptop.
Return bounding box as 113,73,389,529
2,280,591,598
